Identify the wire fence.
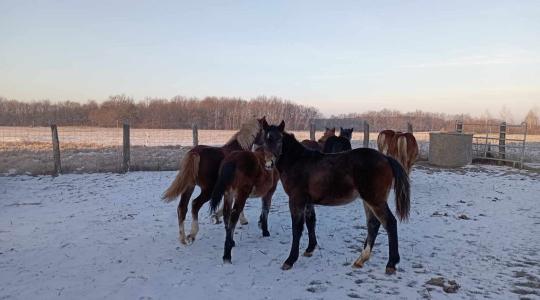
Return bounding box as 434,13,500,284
1,121,539,175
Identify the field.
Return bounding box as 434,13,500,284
1,127,540,175
1,165,539,299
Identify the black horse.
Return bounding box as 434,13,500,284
323,127,353,153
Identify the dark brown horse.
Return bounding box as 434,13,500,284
323,127,353,153
262,120,410,274
209,147,279,263
162,117,265,245
301,127,335,151
377,130,418,174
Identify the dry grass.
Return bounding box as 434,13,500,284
1,126,539,175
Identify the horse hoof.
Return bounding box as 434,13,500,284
262,231,270,237
281,263,293,271
303,251,313,257
179,236,187,245
240,220,249,226
385,267,397,275
212,218,222,225
352,261,364,268
186,235,195,245
223,258,232,264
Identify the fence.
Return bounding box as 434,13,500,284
1,120,539,175
455,121,528,168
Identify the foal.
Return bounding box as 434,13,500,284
210,147,279,263
162,117,265,245
323,127,353,153
377,130,418,174
262,120,410,274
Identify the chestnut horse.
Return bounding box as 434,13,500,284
209,147,279,263
162,117,265,245
323,127,353,153
377,130,418,174
262,120,410,274
301,127,335,151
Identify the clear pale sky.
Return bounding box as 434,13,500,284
1,0,539,119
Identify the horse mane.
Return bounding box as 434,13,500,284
224,118,261,150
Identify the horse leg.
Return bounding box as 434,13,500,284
303,203,318,257
177,186,194,245
282,199,306,270
185,189,212,244
211,204,223,224
258,191,273,237
353,202,381,268
239,211,249,225
370,202,400,274
223,192,248,263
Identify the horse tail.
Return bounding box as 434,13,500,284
162,152,200,202
210,161,236,214
387,155,410,221
397,135,409,173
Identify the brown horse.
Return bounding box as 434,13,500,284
209,147,279,263
301,127,336,151
262,120,410,274
162,117,265,245
377,130,418,174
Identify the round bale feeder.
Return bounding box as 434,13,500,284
429,132,473,167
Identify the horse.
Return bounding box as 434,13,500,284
209,147,279,263
323,127,353,153
261,120,410,274
301,127,335,151
377,130,418,174
162,117,266,245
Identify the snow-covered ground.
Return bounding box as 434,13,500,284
1,166,539,299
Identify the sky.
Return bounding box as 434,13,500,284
1,0,539,120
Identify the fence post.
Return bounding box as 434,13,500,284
192,123,199,146
122,123,130,173
363,121,370,148
309,122,316,141
499,122,506,162
455,120,463,133
407,122,413,133
50,124,61,175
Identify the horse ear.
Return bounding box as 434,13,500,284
340,127,343,131
258,116,266,126
331,128,336,133
350,128,354,132
325,127,330,131
278,120,285,132
261,118,269,131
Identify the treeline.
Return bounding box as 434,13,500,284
0,95,321,130
329,108,540,134
1,95,538,133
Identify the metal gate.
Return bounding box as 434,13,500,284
455,121,528,168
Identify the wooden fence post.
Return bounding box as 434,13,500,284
309,122,316,141
50,124,61,175
363,121,370,148
499,122,506,162
122,123,130,172
455,121,463,133
192,123,199,146
407,122,413,133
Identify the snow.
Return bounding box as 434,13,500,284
1,166,539,299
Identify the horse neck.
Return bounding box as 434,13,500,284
222,139,244,152
277,133,306,172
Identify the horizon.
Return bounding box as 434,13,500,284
1,1,539,121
